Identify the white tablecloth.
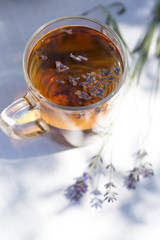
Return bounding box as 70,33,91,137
0,0,160,239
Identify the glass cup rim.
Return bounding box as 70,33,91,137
23,15,128,111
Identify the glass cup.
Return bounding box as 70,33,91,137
0,16,128,147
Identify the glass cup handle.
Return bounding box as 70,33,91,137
0,95,49,139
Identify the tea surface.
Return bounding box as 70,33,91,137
28,26,123,106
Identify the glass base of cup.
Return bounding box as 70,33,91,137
49,125,104,147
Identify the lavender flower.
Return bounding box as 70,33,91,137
125,163,154,190
106,163,116,171
65,173,89,201
104,161,118,203
124,167,140,190
70,53,88,62
105,182,116,188
104,182,118,202
35,51,48,60
104,191,118,202
134,149,148,159
55,60,69,72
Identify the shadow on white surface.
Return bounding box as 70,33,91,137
0,133,71,159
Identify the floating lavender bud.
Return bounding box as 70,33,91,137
70,53,82,62
35,51,48,60
85,73,94,85
93,88,104,98
107,81,114,84
78,55,88,61
100,77,105,84
70,53,88,62
79,82,88,87
103,83,107,90
69,76,79,85
55,79,65,83
80,92,92,100
113,66,120,75
93,81,101,91
89,89,94,96
85,73,90,81
55,60,69,72
103,69,110,76
75,90,81,96
75,90,92,100
99,77,108,90
105,77,115,81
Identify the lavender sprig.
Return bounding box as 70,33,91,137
104,181,118,203
81,2,129,53
104,160,118,203
99,4,129,52
65,173,89,201
155,25,160,96
125,149,154,190
104,189,118,202
131,0,160,85
65,123,114,203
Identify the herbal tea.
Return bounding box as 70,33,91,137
28,26,123,106
0,16,127,147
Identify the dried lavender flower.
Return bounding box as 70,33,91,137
106,163,116,171
104,159,118,203
88,155,103,174
125,163,154,190
70,53,88,62
55,79,65,83
104,191,118,202
104,181,118,202
105,182,116,188
124,167,140,190
65,173,89,201
55,60,69,72
134,149,148,159
35,50,48,60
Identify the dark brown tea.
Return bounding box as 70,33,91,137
28,26,123,107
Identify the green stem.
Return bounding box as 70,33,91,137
81,5,98,16
99,4,130,53
109,139,113,183
131,19,157,85
88,122,114,175
141,58,160,147
156,59,160,95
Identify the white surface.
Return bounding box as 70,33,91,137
0,0,160,239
